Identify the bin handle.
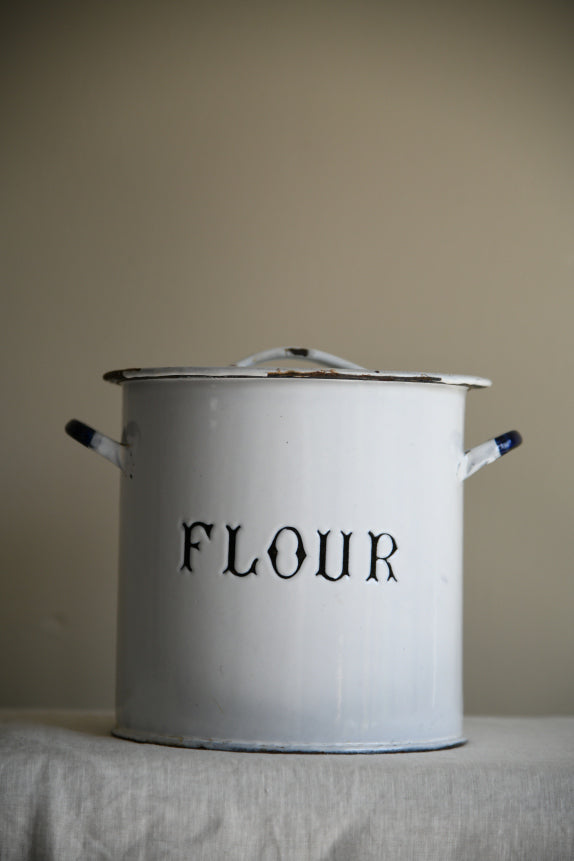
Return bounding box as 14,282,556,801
459,431,523,480
234,347,365,370
65,419,133,476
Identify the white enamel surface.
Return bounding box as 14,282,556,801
114,378,468,751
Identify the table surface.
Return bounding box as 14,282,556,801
1,712,573,860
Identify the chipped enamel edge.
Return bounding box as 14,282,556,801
103,366,492,388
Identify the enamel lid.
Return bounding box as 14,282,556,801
103,347,492,389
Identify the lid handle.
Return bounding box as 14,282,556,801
234,347,365,370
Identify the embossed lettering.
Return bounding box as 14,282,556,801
181,521,213,572
367,532,398,582
223,525,259,576
315,530,352,581
180,520,398,582
267,527,307,579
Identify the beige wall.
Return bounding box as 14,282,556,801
2,1,573,714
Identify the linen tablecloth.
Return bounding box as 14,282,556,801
1,712,572,860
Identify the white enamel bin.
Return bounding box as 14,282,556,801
66,347,522,752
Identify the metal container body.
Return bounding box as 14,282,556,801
114,377,467,752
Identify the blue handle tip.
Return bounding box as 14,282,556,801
65,419,95,448
495,430,523,456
